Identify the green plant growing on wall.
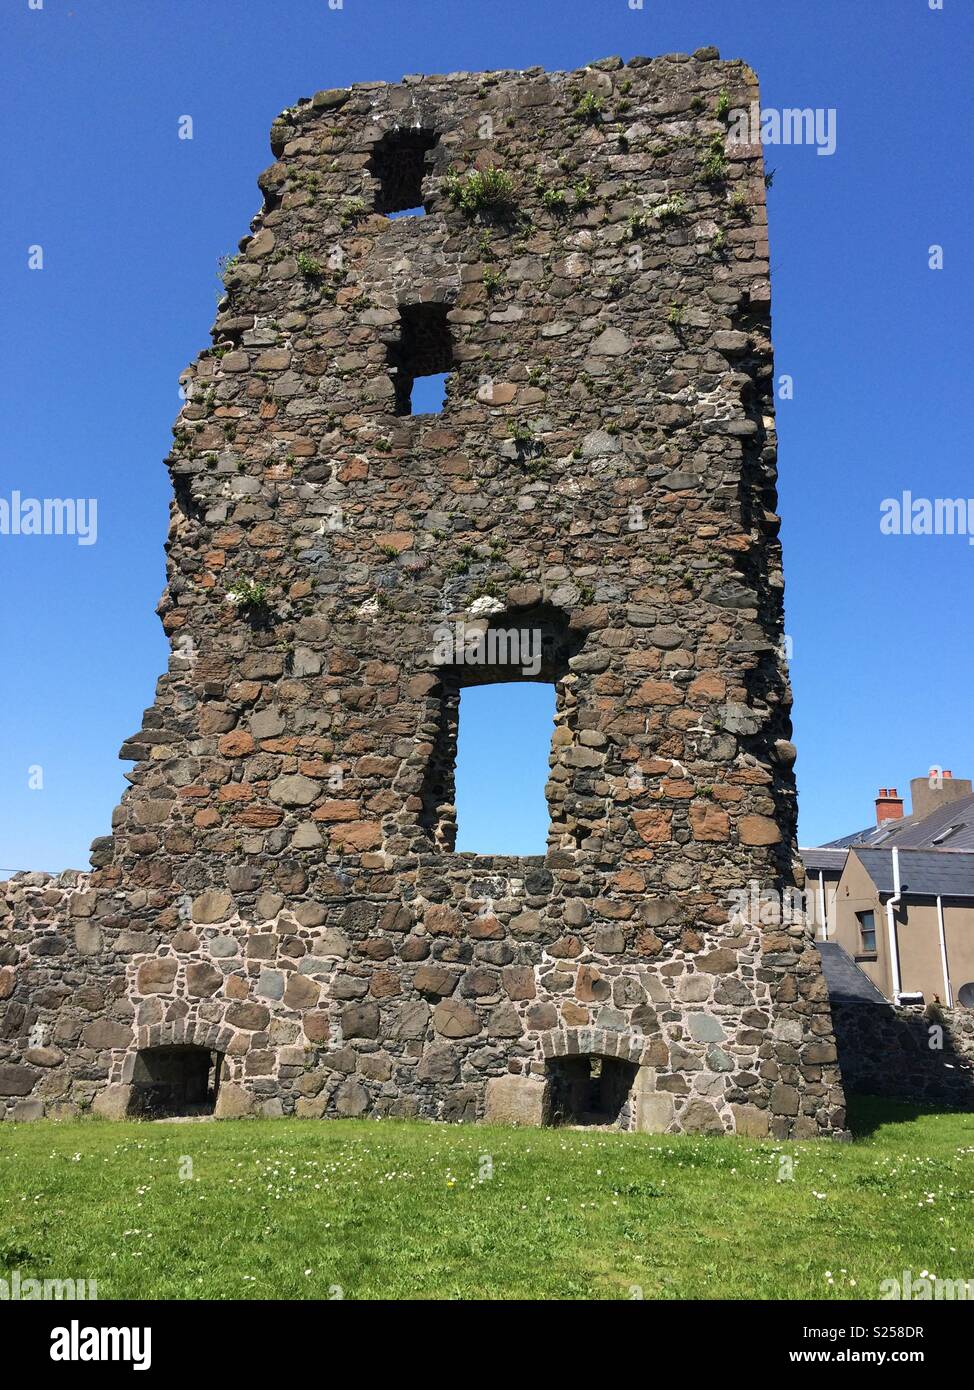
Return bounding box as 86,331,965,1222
289,168,320,202
225,579,269,613
701,133,729,183
217,253,240,285
445,165,516,216
573,176,596,209
482,267,503,297
296,252,324,281
654,192,688,223
508,420,535,447
627,211,651,240
339,197,367,228
541,184,569,215
667,302,685,328
469,578,503,601
716,89,732,120
573,91,603,123
729,188,751,219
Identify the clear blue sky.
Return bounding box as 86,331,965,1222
1,0,971,871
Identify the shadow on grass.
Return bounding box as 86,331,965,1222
846,1092,965,1139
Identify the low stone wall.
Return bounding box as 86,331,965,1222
0,872,129,1120
1,865,844,1137
831,1000,974,1107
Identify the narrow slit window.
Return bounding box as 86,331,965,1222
454,683,556,855
388,302,453,416
368,128,439,217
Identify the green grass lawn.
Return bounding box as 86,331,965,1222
1,1097,972,1300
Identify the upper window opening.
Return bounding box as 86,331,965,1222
369,128,439,216
409,372,449,414
388,302,454,416
857,910,877,955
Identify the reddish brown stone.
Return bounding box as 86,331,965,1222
501,966,536,1001
303,1011,330,1044
576,964,611,1003
632,809,672,844
738,815,782,845
136,959,177,995
424,904,462,936
218,730,255,757
186,962,223,997
689,803,730,841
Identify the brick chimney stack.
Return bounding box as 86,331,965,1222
875,787,905,823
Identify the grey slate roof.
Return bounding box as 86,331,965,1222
823,792,974,852
799,847,848,872
815,941,888,1005
824,822,897,849
854,848,974,898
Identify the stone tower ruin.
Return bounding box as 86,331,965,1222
0,50,847,1138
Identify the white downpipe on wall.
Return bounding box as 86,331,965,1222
935,894,952,1007
817,870,828,940
886,846,903,1001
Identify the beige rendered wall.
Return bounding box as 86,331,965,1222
833,855,890,995
944,907,974,1005
832,853,974,1004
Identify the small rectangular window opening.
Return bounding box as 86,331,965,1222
546,1055,639,1127
388,302,454,416
369,128,439,217
131,1045,223,1118
857,910,877,954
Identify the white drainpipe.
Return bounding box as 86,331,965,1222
817,870,828,940
935,894,952,1007
886,846,903,1001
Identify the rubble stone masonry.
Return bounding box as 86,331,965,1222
0,51,848,1138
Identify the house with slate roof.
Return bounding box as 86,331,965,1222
800,772,974,1007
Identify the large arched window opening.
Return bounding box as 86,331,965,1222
415,605,585,854
454,683,556,854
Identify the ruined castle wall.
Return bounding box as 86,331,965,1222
0,50,848,1138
